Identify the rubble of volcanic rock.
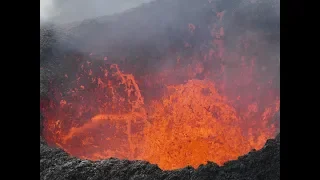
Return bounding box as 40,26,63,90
40,134,279,180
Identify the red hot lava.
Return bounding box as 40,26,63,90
41,21,279,170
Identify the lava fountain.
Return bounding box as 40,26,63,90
41,14,279,170
41,55,279,170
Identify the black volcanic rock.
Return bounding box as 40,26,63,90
40,133,280,180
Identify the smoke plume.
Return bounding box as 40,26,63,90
40,0,154,24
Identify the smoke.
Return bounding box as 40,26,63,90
40,0,280,100
40,0,54,21
40,0,154,24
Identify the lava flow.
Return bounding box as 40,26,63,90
42,57,279,170
41,12,279,170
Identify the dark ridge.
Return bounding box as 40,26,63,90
40,133,279,180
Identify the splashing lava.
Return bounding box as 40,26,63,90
42,59,279,170
41,10,279,170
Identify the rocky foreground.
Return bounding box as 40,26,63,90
40,134,279,180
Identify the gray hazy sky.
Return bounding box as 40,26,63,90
40,0,154,23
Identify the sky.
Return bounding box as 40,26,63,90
40,0,154,23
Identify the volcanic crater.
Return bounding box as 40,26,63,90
40,0,280,179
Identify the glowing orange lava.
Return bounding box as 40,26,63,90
41,14,279,170
42,60,279,170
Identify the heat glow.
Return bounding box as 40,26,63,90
41,19,279,170
42,59,279,170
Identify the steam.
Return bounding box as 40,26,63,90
40,0,280,107
40,0,54,21
41,0,280,84
40,0,154,24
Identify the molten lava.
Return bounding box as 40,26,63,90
42,59,279,170
143,80,247,169
41,13,279,170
